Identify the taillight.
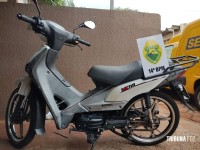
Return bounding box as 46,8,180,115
177,69,187,78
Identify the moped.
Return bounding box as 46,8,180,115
5,0,198,149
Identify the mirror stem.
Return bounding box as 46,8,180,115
36,3,41,19
33,0,41,19
73,27,79,33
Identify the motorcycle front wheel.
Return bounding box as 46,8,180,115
5,88,35,148
120,91,180,145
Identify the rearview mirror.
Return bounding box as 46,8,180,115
79,21,96,29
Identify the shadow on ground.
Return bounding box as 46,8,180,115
0,90,199,150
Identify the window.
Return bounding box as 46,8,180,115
17,0,30,3
165,45,174,58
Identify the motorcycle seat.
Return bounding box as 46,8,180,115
88,61,144,86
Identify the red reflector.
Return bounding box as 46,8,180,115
177,70,186,78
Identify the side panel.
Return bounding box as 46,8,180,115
81,75,168,111
30,46,86,129
105,75,168,102
81,87,127,111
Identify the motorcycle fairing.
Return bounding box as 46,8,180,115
26,46,87,129
23,45,169,130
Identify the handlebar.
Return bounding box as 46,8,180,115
76,38,91,47
17,14,37,25
17,13,92,48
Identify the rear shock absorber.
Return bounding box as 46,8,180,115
144,93,151,109
144,93,154,126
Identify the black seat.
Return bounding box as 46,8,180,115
88,61,144,86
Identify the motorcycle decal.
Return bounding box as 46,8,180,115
143,39,162,64
121,83,135,93
120,77,166,93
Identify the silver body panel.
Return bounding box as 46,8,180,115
106,75,168,102
17,45,171,130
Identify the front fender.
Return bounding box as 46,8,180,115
16,76,31,96
17,77,46,135
29,86,46,135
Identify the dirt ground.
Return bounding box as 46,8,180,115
0,96,199,150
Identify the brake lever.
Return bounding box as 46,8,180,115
77,44,83,50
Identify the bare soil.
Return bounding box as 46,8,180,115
0,95,199,150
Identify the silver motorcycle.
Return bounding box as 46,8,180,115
5,1,198,149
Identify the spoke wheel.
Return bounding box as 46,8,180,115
5,88,35,148
120,92,180,145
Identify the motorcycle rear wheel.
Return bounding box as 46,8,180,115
5,88,35,148
120,91,180,145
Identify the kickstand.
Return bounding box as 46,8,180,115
89,137,99,150
90,143,95,150
88,132,101,150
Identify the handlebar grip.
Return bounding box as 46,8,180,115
76,38,91,46
17,13,36,25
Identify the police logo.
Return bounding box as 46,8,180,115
143,39,162,64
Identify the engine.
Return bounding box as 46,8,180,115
74,113,129,131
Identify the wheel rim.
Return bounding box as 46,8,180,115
7,93,31,142
123,95,176,143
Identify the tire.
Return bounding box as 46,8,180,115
120,91,180,145
5,88,35,148
194,86,200,110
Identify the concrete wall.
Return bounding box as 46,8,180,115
0,3,161,119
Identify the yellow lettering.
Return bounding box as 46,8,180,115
194,37,200,47
187,39,195,49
